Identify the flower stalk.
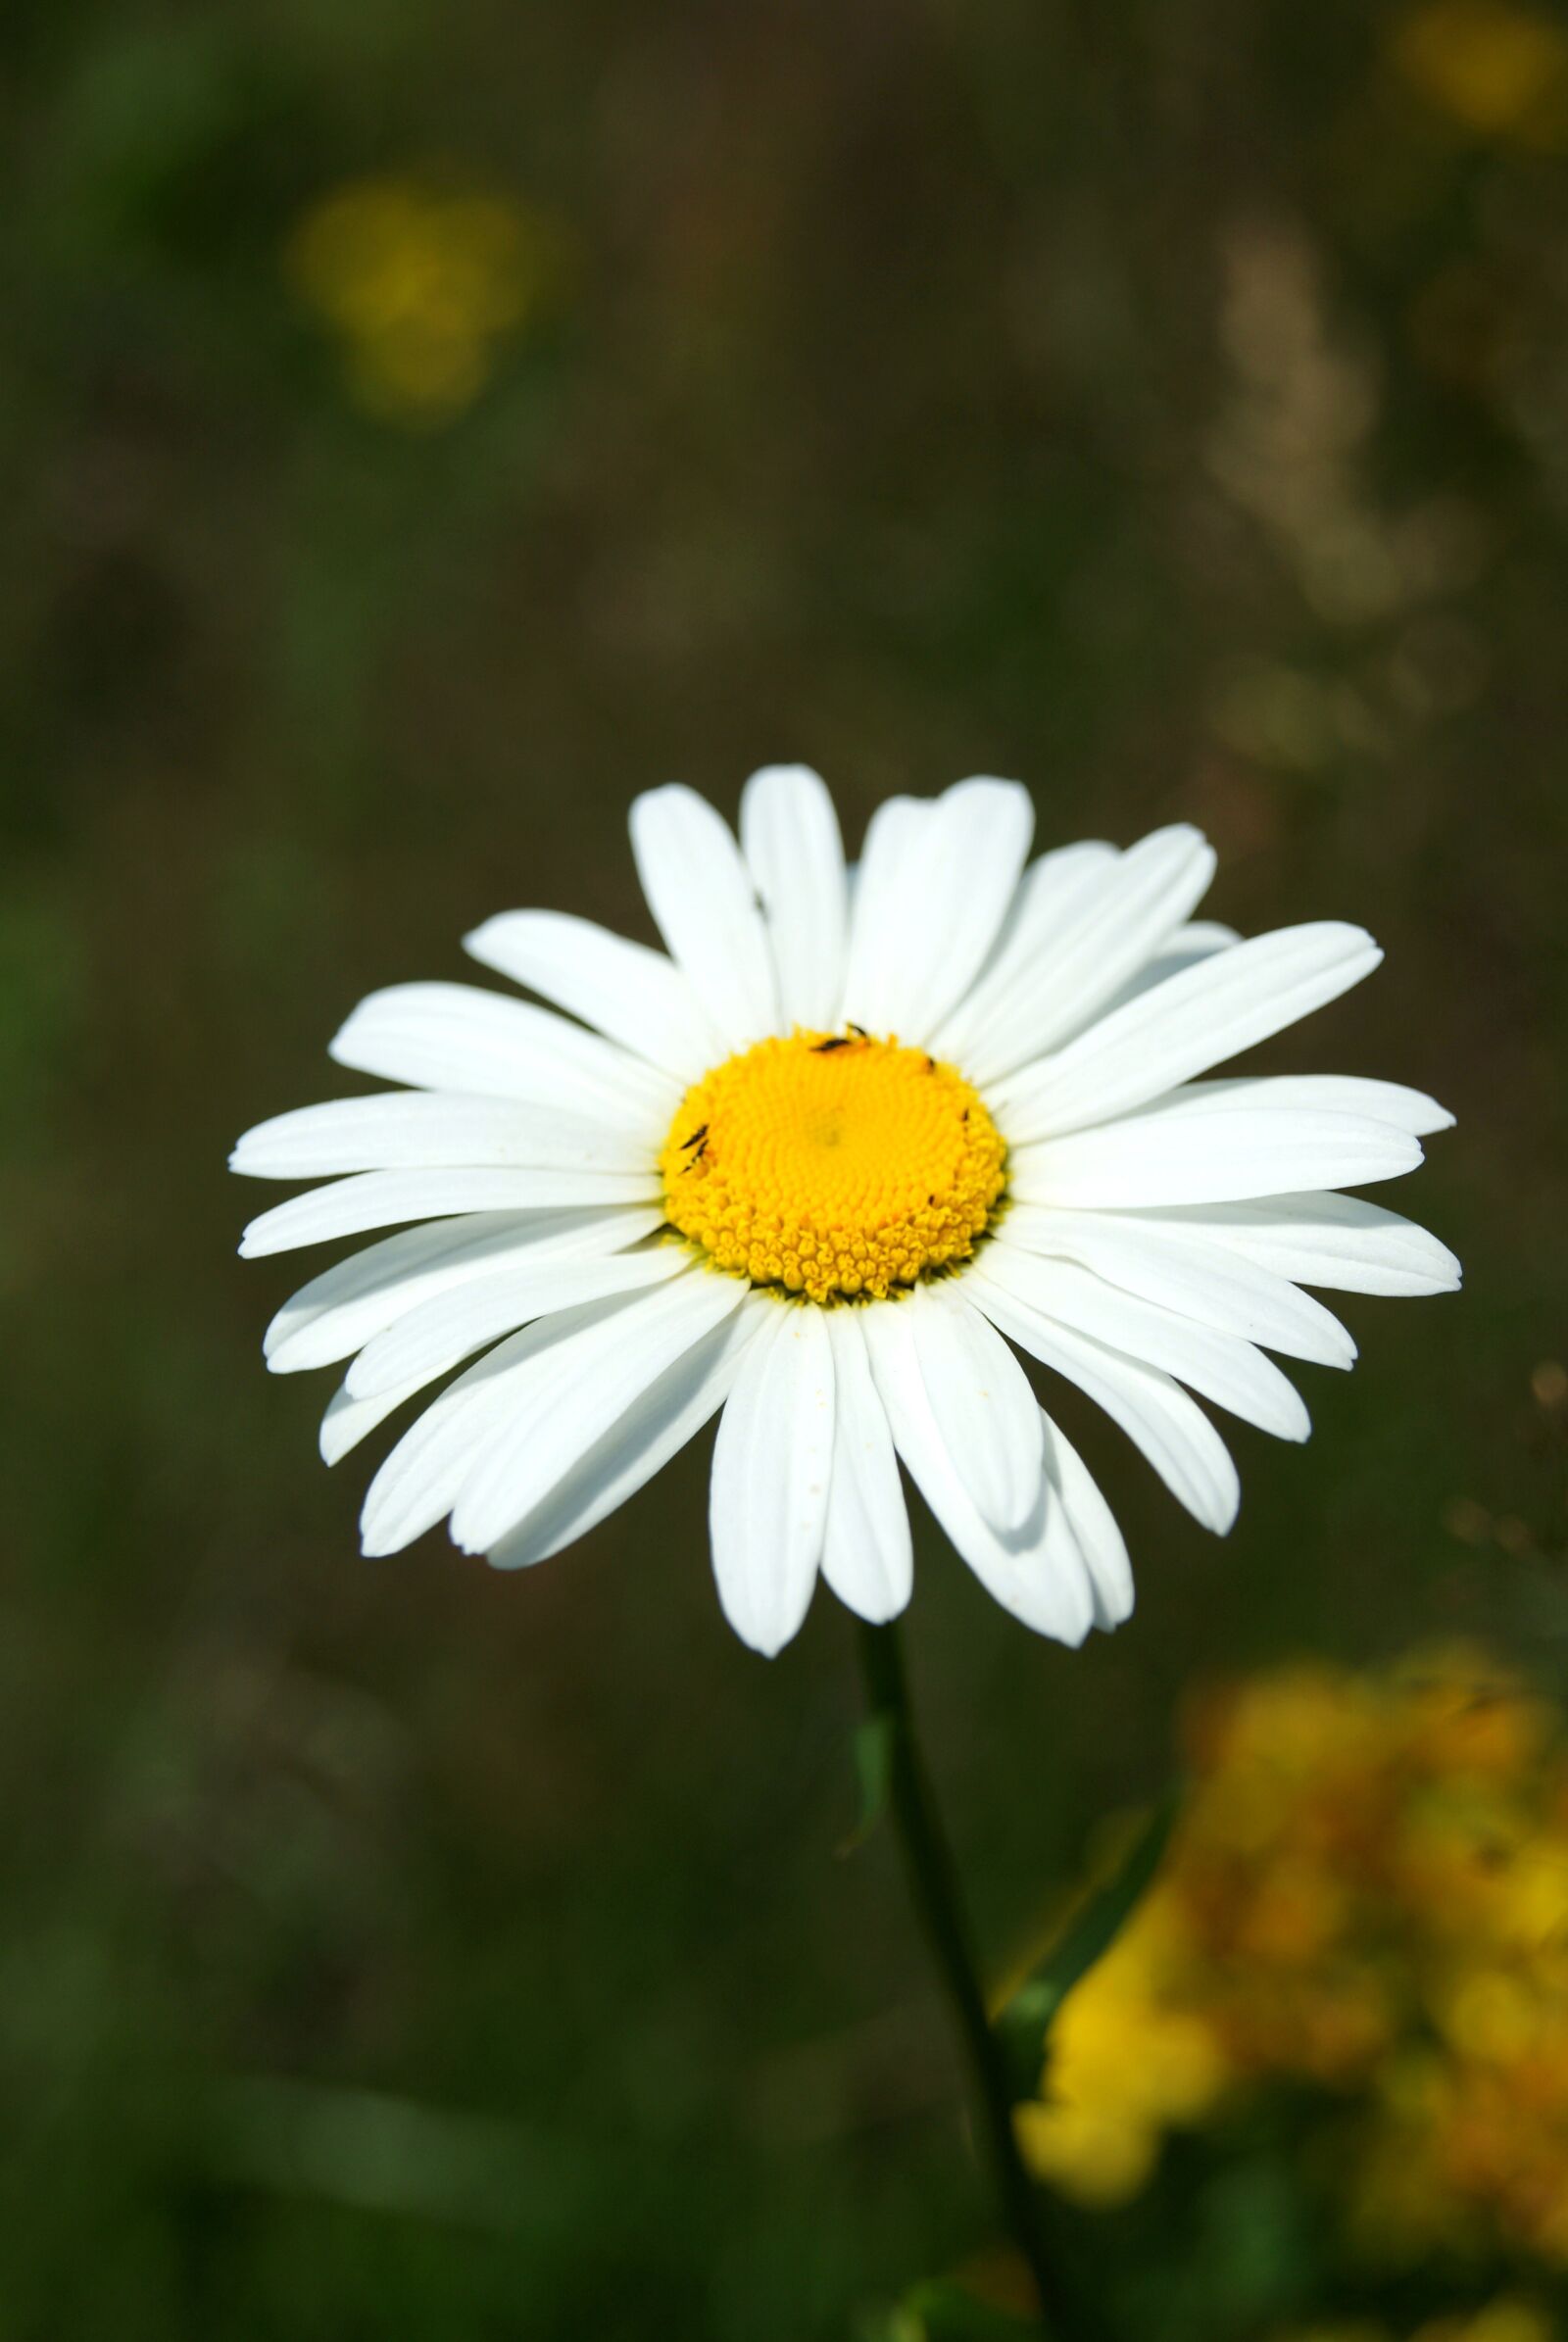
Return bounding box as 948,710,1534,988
854,1619,1095,2338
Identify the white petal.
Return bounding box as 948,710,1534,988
994,923,1384,1141
266,1209,662,1374
819,1309,913,1625
320,1370,427,1465
930,843,1117,1071
1000,1205,1354,1367
488,1297,771,1571
239,1167,661,1257
1167,919,1241,955
904,1282,1045,1528
360,1302,630,1554
709,1306,835,1655
328,984,677,1128
1087,921,1240,1021
841,779,1035,1044
739,764,848,1033
966,1266,1240,1534
347,1245,689,1399
230,1093,651,1180
1038,1411,1134,1629
630,784,779,1049
981,1243,1309,1439
1009,1106,1423,1209
838,797,929,1033
861,1301,1094,1643
956,826,1217,1084
1119,1194,1462,1297
1124,1074,1452,1138
450,1270,748,1553
465,909,722,1082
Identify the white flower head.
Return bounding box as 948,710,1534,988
232,771,1458,1656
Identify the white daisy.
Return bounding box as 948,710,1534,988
232,770,1458,1656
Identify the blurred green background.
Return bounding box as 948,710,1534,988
3,0,1566,2334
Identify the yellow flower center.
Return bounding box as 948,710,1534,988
659,1031,1006,1304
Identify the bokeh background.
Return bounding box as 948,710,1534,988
4,1,1567,2335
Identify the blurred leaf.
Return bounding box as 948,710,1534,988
896,2278,1043,2339
900,2285,1045,2342
994,1791,1181,2103
839,1714,896,1855
215,2076,571,2231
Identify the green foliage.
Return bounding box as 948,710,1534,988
841,1713,899,1854
994,1793,1182,2106
867,2278,1045,2341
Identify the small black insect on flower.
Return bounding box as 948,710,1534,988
812,1021,871,1054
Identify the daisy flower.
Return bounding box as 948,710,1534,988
232,770,1458,1656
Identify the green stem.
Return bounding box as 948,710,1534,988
854,1619,1080,2337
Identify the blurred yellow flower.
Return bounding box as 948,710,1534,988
1393,0,1568,146
285,175,564,424
1014,1643,1568,2262
1013,1896,1229,2207
1417,2308,1556,2342
1272,2306,1553,2342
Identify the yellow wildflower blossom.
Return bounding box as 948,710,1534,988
1015,1641,1568,2260
1393,0,1568,146
286,175,563,423
1014,1896,1229,2207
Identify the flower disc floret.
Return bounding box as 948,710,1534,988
659,1031,1006,1303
